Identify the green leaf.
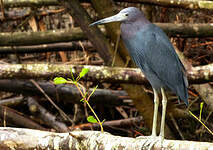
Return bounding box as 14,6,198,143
53,77,67,84
87,116,98,123
79,68,89,78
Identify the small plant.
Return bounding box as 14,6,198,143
188,102,213,136
54,68,105,132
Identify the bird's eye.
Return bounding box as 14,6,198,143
125,14,129,16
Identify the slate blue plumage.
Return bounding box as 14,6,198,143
90,7,189,146
121,15,188,105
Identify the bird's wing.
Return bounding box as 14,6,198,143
125,24,188,103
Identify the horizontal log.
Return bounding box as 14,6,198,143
120,0,213,10
3,0,60,8
0,127,212,150
0,80,128,106
0,63,212,84
155,23,213,38
0,41,93,54
0,23,212,46
0,27,87,46
3,0,213,11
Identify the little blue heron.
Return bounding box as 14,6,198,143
90,7,188,146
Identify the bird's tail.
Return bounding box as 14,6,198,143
177,74,189,106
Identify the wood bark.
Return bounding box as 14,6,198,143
2,0,213,11
0,23,212,46
0,127,212,150
0,63,212,84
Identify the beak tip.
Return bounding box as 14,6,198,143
89,23,95,27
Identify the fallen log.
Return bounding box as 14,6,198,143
0,63,212,84
0,127,212,150
0,41,93,54
0,80,129,106
0,24,212,47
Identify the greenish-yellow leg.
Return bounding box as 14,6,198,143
151,88,159,137
160,88,167,143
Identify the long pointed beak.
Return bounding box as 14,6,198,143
89,13,126,26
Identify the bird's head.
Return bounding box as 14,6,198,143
89,7,145,26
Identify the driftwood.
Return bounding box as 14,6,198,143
0,63,212,84
0,127,212,150
2,0,213,11
0,24,212,47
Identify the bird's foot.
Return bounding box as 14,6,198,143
137,135,164,150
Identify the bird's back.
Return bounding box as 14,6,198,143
121,23,188,105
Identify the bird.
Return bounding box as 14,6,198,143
90,7,188,147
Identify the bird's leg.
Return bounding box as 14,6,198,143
151,88,159,137
140,88,159,150
159,88,167,144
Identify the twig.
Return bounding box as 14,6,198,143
30,79,74,125
169,113,185,140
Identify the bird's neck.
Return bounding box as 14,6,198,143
121,19,150,39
